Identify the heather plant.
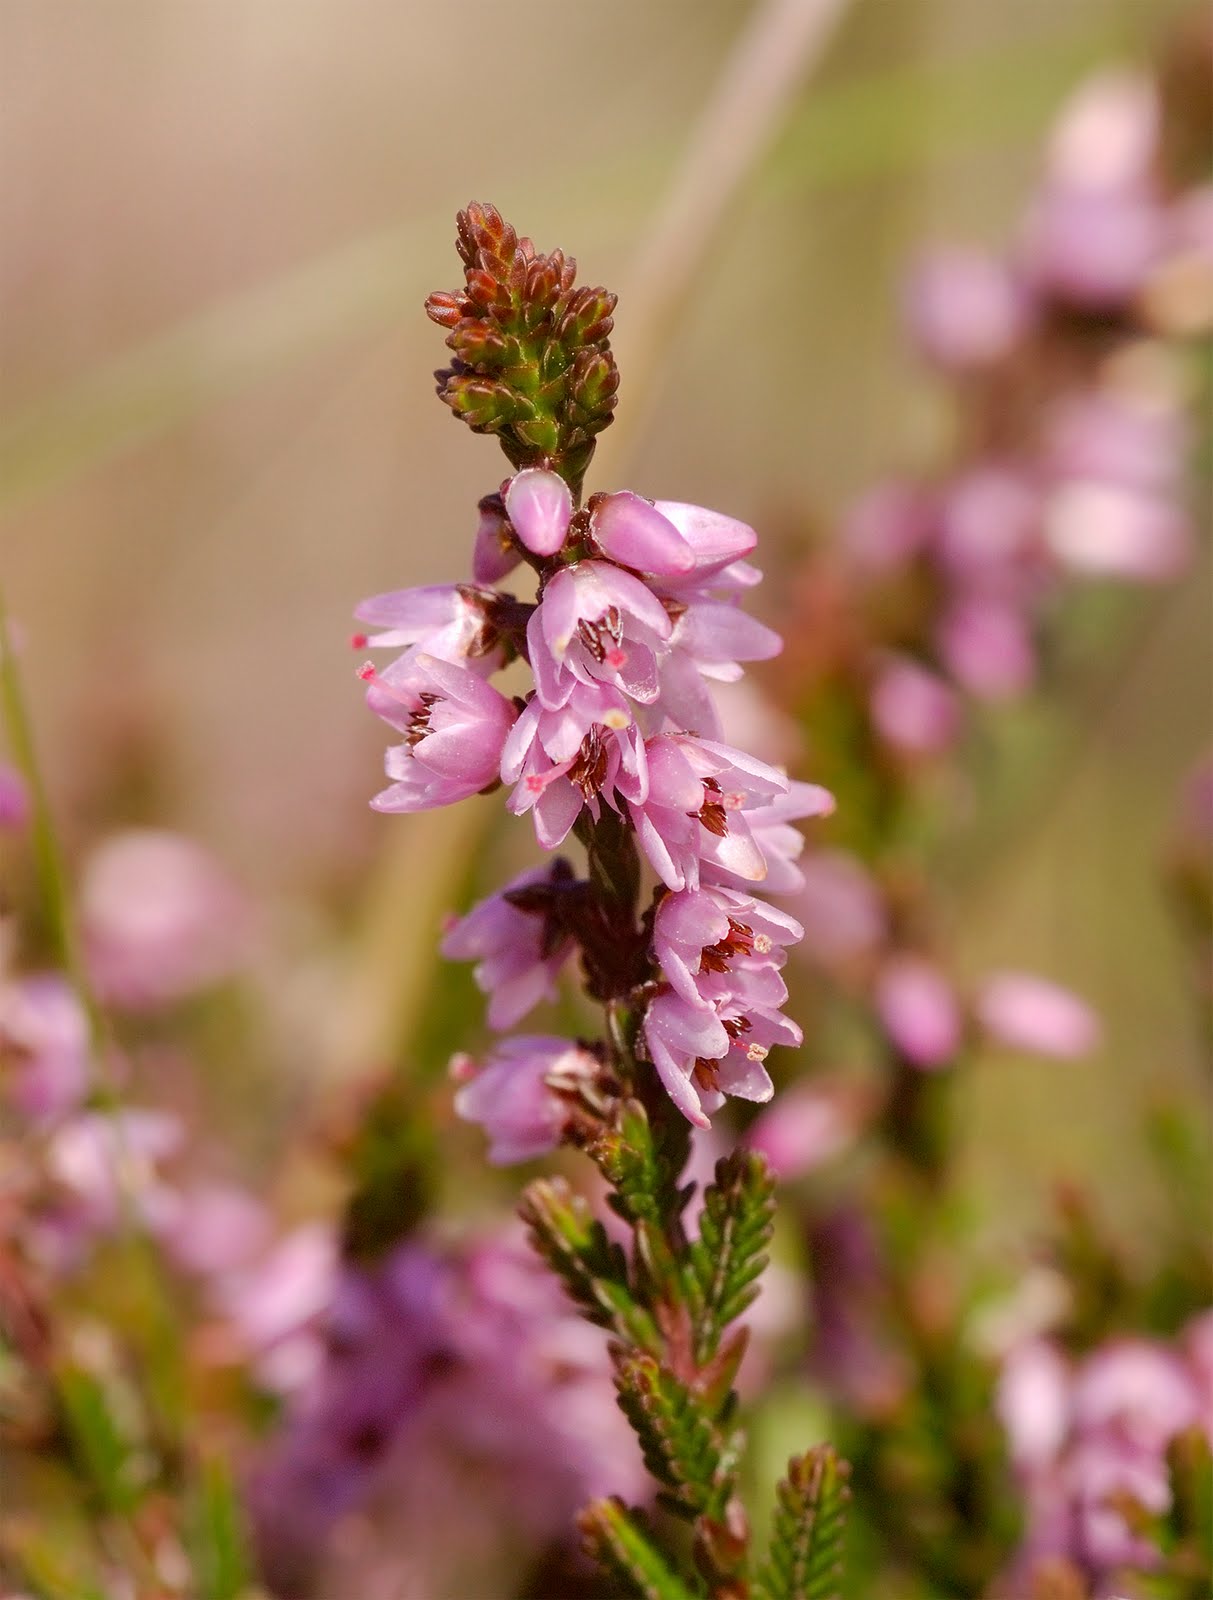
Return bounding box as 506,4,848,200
345,200,850,1599
0,24,1210,1600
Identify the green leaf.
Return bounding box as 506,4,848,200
610,1348,740,1525
187,1454,255,1600
519,1177,659,1351
578,1499,702,1600
754,1446,851,1600
56,1364,141,1516
685,1151,776,1363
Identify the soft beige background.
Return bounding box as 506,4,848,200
2,0,1207,1236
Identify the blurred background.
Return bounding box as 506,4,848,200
1,0,1208,1263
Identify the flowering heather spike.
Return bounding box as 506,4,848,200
425,202,620,498
359,204,842,1595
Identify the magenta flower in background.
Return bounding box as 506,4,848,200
875,955,962,1069
869,655,961,756
976,971,1100,1059
80,829,252,1011
0,973,91,1124
904,247,1030,371
792,849,886,967
745,1081,866,1182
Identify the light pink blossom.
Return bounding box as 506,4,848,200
364,653,517,813
441,862,576,1029
453,1036,597,1164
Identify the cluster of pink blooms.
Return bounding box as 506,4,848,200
249,1231,645,1596
998,1316,1213,1590
357,470,832,1138
848,69,1207,758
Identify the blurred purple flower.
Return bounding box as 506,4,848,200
904,247,1030,371
870,656,961,756
875,955,962,1069
80,829,252,1011
976,972,1100,1059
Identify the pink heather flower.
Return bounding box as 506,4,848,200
501,681,645,849
162,1183,271,1279
869,656,960,756
1047,386,1187,497
842,481,934,577
648,500,758,578
875,955,962,1069
505,468,573,558
935,466,1042,595
220,1223,338,1394
353,583,497,663
471,494,521,584
0,973,91,1124
47,1108,182,1236
1021,72,1166,309
363,653,517,813
1047,69,1159,195
1070,1339,1201,1452
996,1339,1071,1472
642,989,780,1130
80,829,251,1011
976,972,1100,1059
1023,185,1166,308
1044,479,1190,581
441,863,576,1029
792,849,886,966
745,1081,866,1181
903,247,1030,371
936,597,1036,702
590,491,695,576
653,884,801,1009
657,598,782,739
628,735,789,893
0,762,29,830
453,1036,597,1164
528,559,672,710
707,781,836,896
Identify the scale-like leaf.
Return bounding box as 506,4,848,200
611,1348,740,1524
520,1176,658,1350
578,1499,702,1600
754,1445,851,1600
686,1151,775,1362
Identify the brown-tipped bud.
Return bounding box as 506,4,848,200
448,321,512,369
443,376,516,431
424,291,467,329
426,203,620,498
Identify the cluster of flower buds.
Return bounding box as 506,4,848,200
841,68,1208,758
358,462,833,1138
